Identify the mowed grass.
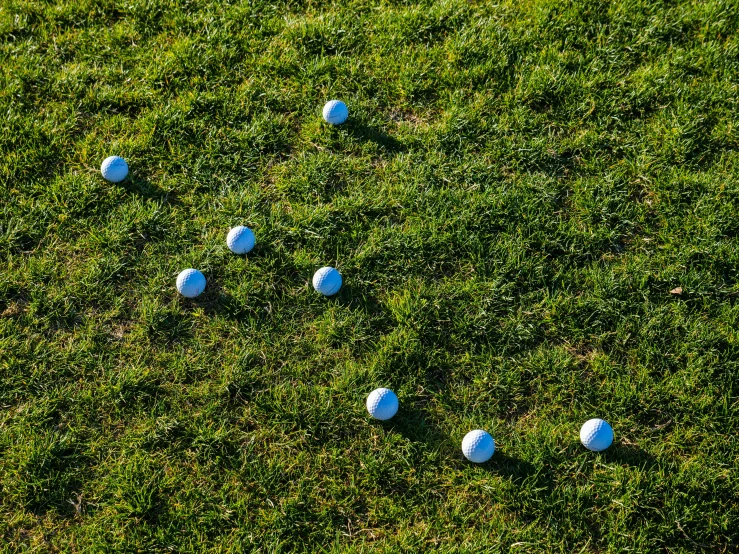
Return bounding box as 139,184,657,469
1,0,739,551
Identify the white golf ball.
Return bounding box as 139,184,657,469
366,388,398,421
176,268,206,298
226,226,255,255
312,267,342,296
100,155,129,183
462,430,495,463
580,418,614,452
322,100,348,125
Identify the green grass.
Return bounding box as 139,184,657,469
1,0,738,551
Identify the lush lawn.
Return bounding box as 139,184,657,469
2,0,738,551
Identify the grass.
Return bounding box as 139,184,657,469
1,0,738,551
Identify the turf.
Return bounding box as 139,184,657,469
1,0,738,551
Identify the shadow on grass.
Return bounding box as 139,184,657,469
605,442,659,469
345,121,405,154
384,411,448,446
483,451,541,481
381,414,549,486
184,285,261,323
121,175,178,205
457,450,555,492
334,284,386,318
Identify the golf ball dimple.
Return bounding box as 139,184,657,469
322,100,348,125
312,267,342,296
226,226,255,255
366,388,399,421
580,418,614,452
462,430,495,463
101,156,129,183
176,268,206,298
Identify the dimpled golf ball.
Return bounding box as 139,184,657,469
322,100,348,125
226,226,255,255
366,388,399,421
580,418,614,452
462,430,495,463
176,268,206,298
312,267,342,296
100,156,129,183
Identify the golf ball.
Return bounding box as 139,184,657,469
462,430,495,463
312,267,342,296
580,418,614,452
101,156,129,183
176,268,206,298
226,226,255,255
366,388,398,421
322,100,348,125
